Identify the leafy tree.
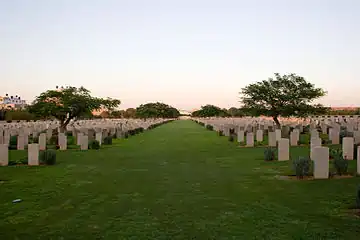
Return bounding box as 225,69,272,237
28,86,120,132
227,107,245,117
136,102,180,118
192,105,229,117
123,108,137,118
109,110,123,118
240,73,326,127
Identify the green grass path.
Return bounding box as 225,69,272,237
0,120,359,239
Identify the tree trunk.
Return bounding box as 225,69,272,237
273,116,281,129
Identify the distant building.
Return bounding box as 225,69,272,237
0,94,27,109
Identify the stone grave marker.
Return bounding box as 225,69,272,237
278,138,289,161
28,143,39,166
342,137,354,160
0,144,8,166
313,146,329,179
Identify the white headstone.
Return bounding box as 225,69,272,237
58,133,67,150
28,144,39,166
17,134,25,150
0,144,8,166
268,132,277,147
39,133,47,151
275,129,281,141
313,146,329,179
357,146,360,174
77,133,84,146
80,135,88,150
310,138,321,160
256,130,263,142
278,138,289,161
96,132,102,146
342,137,354,160
237,130,244,143
246,132,254,147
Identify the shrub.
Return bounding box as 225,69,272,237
48,135,57,145
89,140,100,150
228,134,234,142
8,136,17,150
333,152,348,176
66,131,73,137
8,158,28,166
293,156,311,179
124,132,129,139
31,136,39,144
39,150,57,165
218,130,224,136
206,124,213,131
264,147,276,161
103,136,113,145
356,185,360,209
67,136,75,145
340,130,353,144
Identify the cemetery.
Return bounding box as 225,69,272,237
1,81,359,238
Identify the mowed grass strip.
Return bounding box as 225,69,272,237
0,120,359,239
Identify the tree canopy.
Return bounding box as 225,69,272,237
28,86,120,131
135,102,180,118
240,73,326,127
227,107,245,117
191,105,229,117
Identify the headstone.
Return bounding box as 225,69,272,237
0,144,8,166
278,138,289,161
290,131,298,146
353,131,360,144
246,132,254,147
313,146,329,179
17,134,25,150
237,130,244,143
329,129,340,144
46,128,52,140
310,138,321,160
275,129,281,141
28,143,39,166
342,137,354,160
77,133,84,145
39,133,47,150
268,132,277,147
80,135,88,150
96,132,102,146
311,129,319,139
256,130,263,142
58,133,67,150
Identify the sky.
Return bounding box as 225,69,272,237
1,0,360,110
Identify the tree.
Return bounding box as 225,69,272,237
136,102,180,118
123,108,137,118
240,73,326,127
227,107,245,117
28,86,120,132
191,105,229,117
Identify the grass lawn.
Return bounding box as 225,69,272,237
0,120,359,239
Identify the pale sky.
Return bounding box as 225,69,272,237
1,0,359,110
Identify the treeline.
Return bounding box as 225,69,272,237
191,105,246,118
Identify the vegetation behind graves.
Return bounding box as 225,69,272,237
135,102,180,118
240,73,327,127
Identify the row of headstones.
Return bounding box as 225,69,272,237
0,143,63,166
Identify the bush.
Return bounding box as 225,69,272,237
264,147,276,161
66,131,73,137
218,130,224,136
354,143,360,160
340,130,353,144
293,156,311,179
8,136,17,150
67,136,75,145
228,134,234,142
48,135,57,145
206,124,213,131
31,136,39,144
103,136,113,145
356,185,360,209
333,151,348,175
124,132,129,139
89,140,100,150
39,150,57,165
9,158,28,165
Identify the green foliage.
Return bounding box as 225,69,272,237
206,124,213,131
67,136,75,145
264,147,276,161
227,107,245,117
39,150,57,165
228,134,234,142
333,151,348,176
340,130,353,144
28,86,120,131
8,158,28,166
122,108,137,118
136,102,180,118
103,136,113,145
218,130,224,136
48,135,57,145
89,140,100,150
192,105,229,117
4,109,36,121
240,73,326,127
9,136,17,149
356,185,360,209
293,156,311,179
